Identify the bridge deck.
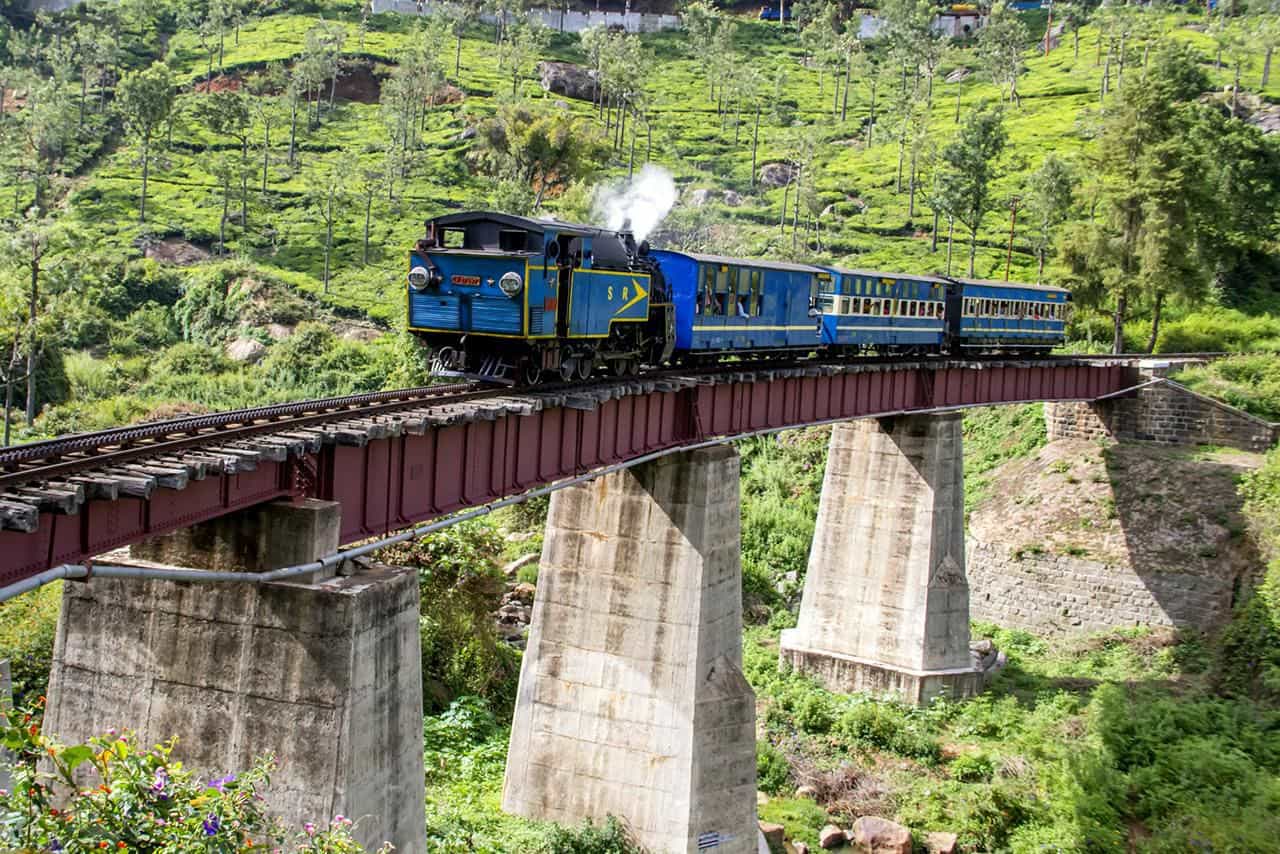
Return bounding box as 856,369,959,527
0,357,1141,586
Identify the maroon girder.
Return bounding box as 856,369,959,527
0,359,1137,586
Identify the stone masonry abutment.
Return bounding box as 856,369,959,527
781,414,990,705
504,446,758,854
42,498,427,853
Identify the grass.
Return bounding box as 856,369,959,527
1174,353,1280,422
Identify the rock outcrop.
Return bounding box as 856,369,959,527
536,60,599,102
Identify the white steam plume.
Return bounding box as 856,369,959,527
591,165,677,243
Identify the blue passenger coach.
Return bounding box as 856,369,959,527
953,278,1071,351
649,250,828,353
816,268,949,351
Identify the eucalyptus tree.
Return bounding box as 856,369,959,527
306,156,349,293
116,61,176,222
979,4,1030,107
1022,154,1075,282
937,105,1007,277
497,18,549,96
198,90,252,230
1057,42,1213,353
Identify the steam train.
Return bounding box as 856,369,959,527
406,211,1071,384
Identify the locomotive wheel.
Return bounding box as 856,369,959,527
522,361,543,386
611,357,628,377
575,354,594,380
559,358,577,381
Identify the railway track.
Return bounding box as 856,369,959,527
0,351,1213,531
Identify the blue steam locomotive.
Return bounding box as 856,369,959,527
406,211,1071,383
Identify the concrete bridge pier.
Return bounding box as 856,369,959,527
42,498,427,852
503,447,758,854
781,414,988,705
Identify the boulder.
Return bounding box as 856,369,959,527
758,821,786,851
689,188,714,207
722,189,743,206
924,831,958,854
849,816,911,854
457,126,477,141
794,784,817,800
506,582,536,605
536,60,599,102
758,162,796,188
818,825,845,850
794,844,809,854
225,338,266,363
266,323,294,341
945,66,972,83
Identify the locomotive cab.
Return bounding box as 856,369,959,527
408,211,664,383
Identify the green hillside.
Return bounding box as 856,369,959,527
1,1,1279,436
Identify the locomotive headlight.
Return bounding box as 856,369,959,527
408,266,430,291
499,271,523,299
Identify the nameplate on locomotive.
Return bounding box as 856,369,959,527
451,275,481,286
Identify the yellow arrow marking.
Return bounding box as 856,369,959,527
615,277,648,316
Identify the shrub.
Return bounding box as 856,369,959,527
379,521,520,715
540,816,641,854
756,740,792,795
1174,354,1280,421
0,584,61,709
0,701,384,852
1156,309,1280,355
950,752,996,783
834,701,941,764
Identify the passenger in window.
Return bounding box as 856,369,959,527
737,296,749,318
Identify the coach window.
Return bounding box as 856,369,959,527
730,268,750,318
713,267,731,315
698,265,714,315
749,269,763,315
882,299,893,316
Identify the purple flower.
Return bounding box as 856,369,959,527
203,814,221,835
209,774,236,792
150,769,168,796
49,839,62,852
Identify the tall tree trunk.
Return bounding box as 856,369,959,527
220,175,229,253
791,166,801,250
1264,46,1274,88
456,34,463,75
967,223,977,277
945,216,954,275
931,205,939,252
895,129,906,193
363,194,372,265
219,31,225,69
868,82,877,145
907,140,918,217
1117,33,1126,89
323,189,333,293
25,252,38,426
751,106,760,187
628,112,637,178
262,126,270,193
140,134,151,222
841,56,851,121
1232,59,1241,115
3,369,13,447
1111,290,1127,354
1037,248,1045,283
240,139,249,230
289,96,298,165
955,86,961,123
1145,291,1163,354
780,181,790,234
79,73,87,127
